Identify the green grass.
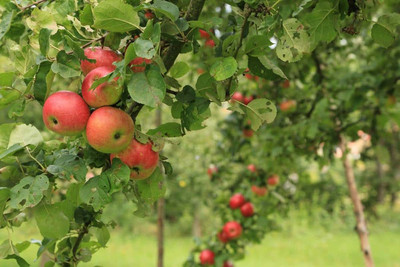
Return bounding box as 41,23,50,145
1,214,399,267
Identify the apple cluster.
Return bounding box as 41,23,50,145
42,47,158,180
247,164,280,197
199,29,216,48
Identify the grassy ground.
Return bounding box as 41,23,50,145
1,212,399,267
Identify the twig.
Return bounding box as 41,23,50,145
20,0,48,10
25,147,46,172
72,222,90,262
166,89,178,95
66,33,109,55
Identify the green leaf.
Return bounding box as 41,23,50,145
127,65,166,107
0,123,15,151
93,0,140,32
26,8,57,34
210,57,237,81
0,72,14,87
80,159,130,211
64,35,86,60
133,38,156,59
257,56,287,80
51,51,80,78
9,175,49,210
0,188,10,227
135,167,165,204
276,18,310,62
245,35,272,56
176,86,196,103
93,226,110,247
248,56,280,80
8,98,25,119
39,28,52,56
169,62,190,78
230,98,277,130
0,11,13,41
0,239,17,258
8,124,43,148
33,61,53,105
151,0,180,21
0,88,19,109
0,143,23,160
46,151,87,181
4,254,29,267
371,13,400,48
147,122,183,137
34,202,69,239
302,0,337,48
80,4,94,26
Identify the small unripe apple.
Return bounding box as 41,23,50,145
230,92,244,103
267,174,280,186
223,221,242,239
247,164,256,173
217,230,230,243
279,100,297,112
229,193,246,209
42,91,90,136
240,202,254,217
199,249,215,265
86,107,134,153
199,29,211,39
144,10,154,19
243,129,254,138
205,39,215,48
224,261,234,267
251,185,267,196
81,66,122,108
80,47,122,75
110,138,159,179
129,57,152,72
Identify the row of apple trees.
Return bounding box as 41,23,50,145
178,2,400,265
0,0,399,266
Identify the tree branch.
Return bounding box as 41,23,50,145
162,0,206,71
225,4,252,98
72,221,90,263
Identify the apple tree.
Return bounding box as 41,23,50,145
0,0,399,266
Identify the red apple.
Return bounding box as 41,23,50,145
243,129,254,138
42,91,90,136
224,261,234,267
199,249,215,265
282,80,290,88
240,202,254,217
247,164,256,173
129,57,152,72
86,107,134,153
230,92,244,103
229,193,246,209
217,230,230,243
144,10,154,19
197,68,205,74
205,39,215,48
199,29,211,39
223,221,242,239
243,95,254,105
207,164,218,178
279,100,297,112
267,174,280,186
110,138,159,179
81,66,122,108
80,47,122,75
251,185,267,196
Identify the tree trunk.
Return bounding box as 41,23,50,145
375,156,385,203
340,135,374,267
390,124,400,207
155,107,164,267
192,207,202,237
